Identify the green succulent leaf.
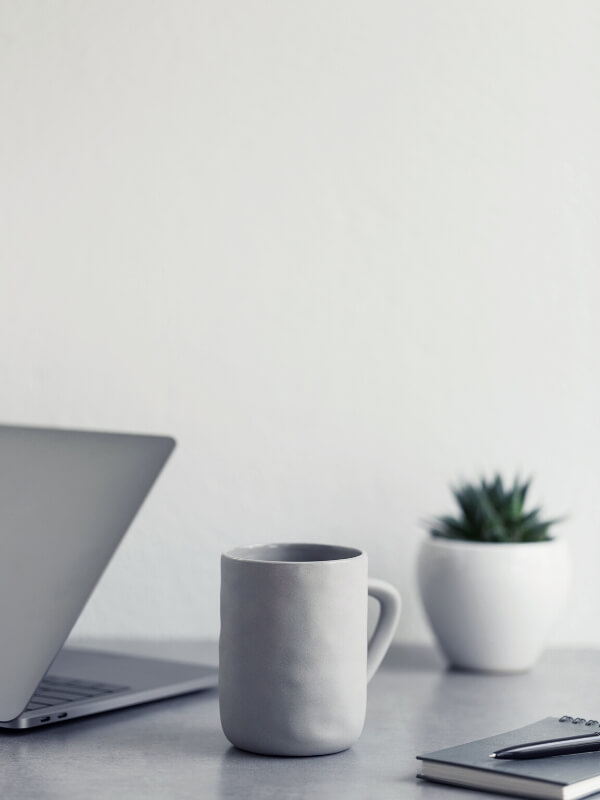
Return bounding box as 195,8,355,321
428,474,562,544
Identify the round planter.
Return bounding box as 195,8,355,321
417,537,569,672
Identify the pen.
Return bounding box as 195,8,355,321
490,732,600,760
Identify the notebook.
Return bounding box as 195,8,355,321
417,717,600,800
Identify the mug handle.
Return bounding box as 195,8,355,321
367,579,402,683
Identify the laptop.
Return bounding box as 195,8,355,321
0,424,218,729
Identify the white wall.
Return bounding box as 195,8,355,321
1,1,599,645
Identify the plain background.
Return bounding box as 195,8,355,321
1,1,599,646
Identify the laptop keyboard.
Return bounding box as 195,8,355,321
26,675,130,712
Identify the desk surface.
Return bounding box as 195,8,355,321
1,640,597,799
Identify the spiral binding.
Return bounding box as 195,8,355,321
559,715,600,726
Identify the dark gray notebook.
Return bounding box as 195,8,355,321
417,717,600,800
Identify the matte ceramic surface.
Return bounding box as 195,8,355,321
219,543,401,756
417,537,569,672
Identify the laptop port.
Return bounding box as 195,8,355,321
39,716,51,723
57,712,67,719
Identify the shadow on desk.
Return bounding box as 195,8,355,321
218,745,361,799
380,644,446,673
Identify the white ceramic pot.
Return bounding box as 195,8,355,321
417,537,569,672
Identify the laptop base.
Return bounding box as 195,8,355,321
0,647,218,729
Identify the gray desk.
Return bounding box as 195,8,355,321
1,641,597,799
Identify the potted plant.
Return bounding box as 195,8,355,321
417,475,569,673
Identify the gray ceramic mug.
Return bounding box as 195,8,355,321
219,543,401,756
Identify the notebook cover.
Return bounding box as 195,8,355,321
418,717,600,788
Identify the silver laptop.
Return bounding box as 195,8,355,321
0,424,218,729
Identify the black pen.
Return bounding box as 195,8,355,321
490,732,600,760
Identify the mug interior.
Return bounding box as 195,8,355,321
225,543,362,563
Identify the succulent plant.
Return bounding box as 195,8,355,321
429,474,561,543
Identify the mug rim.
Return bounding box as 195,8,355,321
223,542,364,564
